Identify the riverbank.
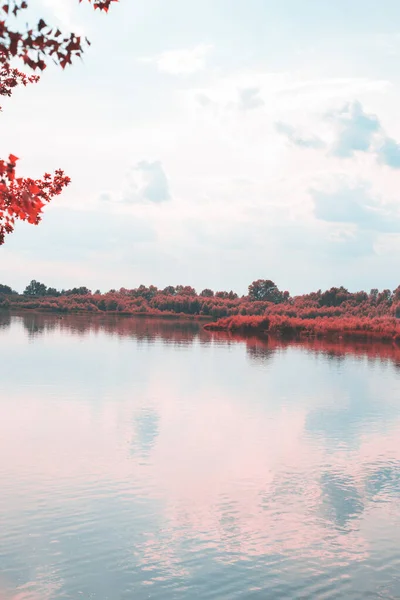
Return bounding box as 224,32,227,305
3,306,400,343
204,315,400,342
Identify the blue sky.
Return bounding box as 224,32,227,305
2,0,400,294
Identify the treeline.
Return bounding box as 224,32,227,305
1,278,400,322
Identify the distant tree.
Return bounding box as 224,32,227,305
319,286,350,307
369,288,379,303
64,286,91,296
162,286,176,296
393,286,400,303
46,287,60,297
377,289,392,304
0,283,14,294
175,285,196,296
248,279,283,303
132,284,158,301
214,290,239,299
354,291,368,304
106,298,118,310
23,280,47,296
200,288,214,297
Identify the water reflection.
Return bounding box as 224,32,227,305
12,310,208,346
366,463,400,499
320,472,364,531
4,310,400,367
131,407,160,459
0,311,11,329
0,313,400,599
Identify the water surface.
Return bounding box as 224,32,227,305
1,312,400,599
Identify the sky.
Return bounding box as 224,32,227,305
2,0,400,295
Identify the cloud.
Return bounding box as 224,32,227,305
40,0,84,33
139,45,213,75
102,160,171,205
311,184,400,233
195,93,214,108
330,101,400,170
4,207,157,263
376,136,400,169
275,121,325,149
237,87,264,111
125,161,171,204
328,101,381,157
276,100,400,171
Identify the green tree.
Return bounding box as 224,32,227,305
200,288,214,297
23,280,47,296
248,279,283,303
0,283,14,294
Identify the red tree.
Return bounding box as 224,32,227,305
0,0,118,244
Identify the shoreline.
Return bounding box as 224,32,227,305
4,308,400,343
5,309,400,364
203,315,400,344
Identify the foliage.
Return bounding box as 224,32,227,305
0,282,14,294
205,313,400,342
0,155,70,244
0,0,118,244
248,279,286,303
23,279,47,296
3,279,400,343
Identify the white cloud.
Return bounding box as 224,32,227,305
275,99,400,171
237,88,264,111
188,74,389,117
275,121,325,149
40,0,85,33
3,17,400,296
139,44,213,75
101,160,171,205
311,182,400,232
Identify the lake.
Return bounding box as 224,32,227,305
1,312,400,599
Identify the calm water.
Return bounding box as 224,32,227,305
1,312,400,599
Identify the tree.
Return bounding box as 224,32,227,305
162,286,176,296
46,287,60,297
200,288,214,297
319,286,350,307
0,283,13,294
377,289,392,304
0,0,118,245
23,279,47,296
64,286,92,296
248,279,283,303
175,285,196,296
369,288,379,303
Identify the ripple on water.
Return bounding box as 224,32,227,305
1,315,400,599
